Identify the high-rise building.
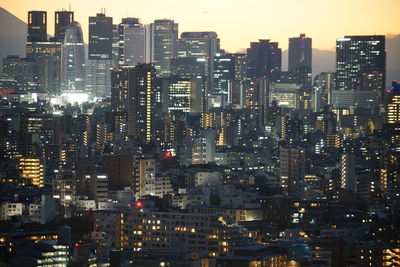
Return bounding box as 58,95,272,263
89,13,113,60
288,34,312,86
111,68,130,113
112,65,156,142
61,21,85,92
167,76,192,114
178,32,219,92
87,13,113,97
54,10,74,42
246,39,281,82
234,53,247,81
171,57,208,115
26,41,61,93
279,147,305,196
150,19,178,77
128,64,156,142
27,11,47,42
387,81,400,124
2,56,38,92
118,18,146,66
335,35,386,106
213,53,235,96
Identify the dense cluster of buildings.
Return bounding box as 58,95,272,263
0,8,399,267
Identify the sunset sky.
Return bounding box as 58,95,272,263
1,0,399,53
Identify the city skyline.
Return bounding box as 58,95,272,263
1,0,399,52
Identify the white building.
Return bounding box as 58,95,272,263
29,195,56,224
0,202,23,220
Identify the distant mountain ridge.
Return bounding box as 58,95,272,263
0,7,26,62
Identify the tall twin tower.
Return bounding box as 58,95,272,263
26,10,181,97
27,10,85,92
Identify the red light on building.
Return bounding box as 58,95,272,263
135,201,143,209
164,151,172,160
74,242,80,248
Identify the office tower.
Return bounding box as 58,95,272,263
87,13,113,97
150,19,178,77
178,31,219,90
54,10,74,42
334,35,386,107
213,53,235,95
386,81,400,124
279,147,305,196
2,55,38,91
171,57,208,115
118,18,145,66
178,31,219,58
112,65,156,142
61,21,85,92
111,67,131,139
234,53,247,81
288,34,312,86
128,64,156,142
27,11,47,42
167,76,192,113
89,13,113,60
289,34,312,73
246,39,281,81
85,58,112,97
111,68,130,113
26,41,61,93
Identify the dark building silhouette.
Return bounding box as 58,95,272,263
289,34,312,86
54,10,74,42
27,11,47,42
89,13,113,60
246,39,281,81
150,19,178,77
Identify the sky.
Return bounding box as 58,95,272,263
1,0,399,53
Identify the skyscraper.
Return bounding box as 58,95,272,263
334,35,386,107
178,31,219,93
89,13,113,60
112,65,156,142
213,53,235,95
26,41,61,93
150,19,178,77
61,21,85,92
87,12,113,97
118,18,146,66
288,34,312,86
27,11,47,42
128,64,156,143
54,10,74,42
246,39,281,82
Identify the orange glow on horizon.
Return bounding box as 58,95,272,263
1,0,399,52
